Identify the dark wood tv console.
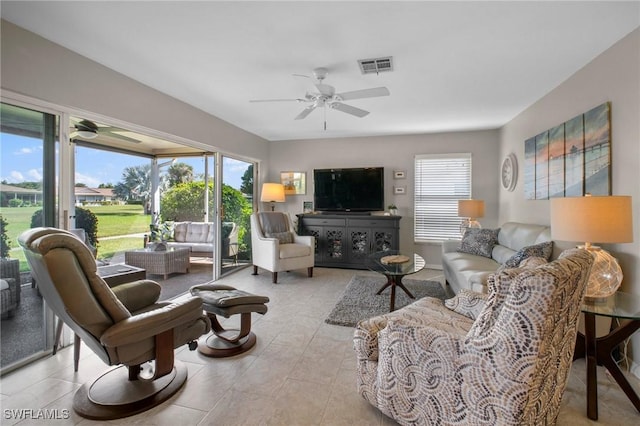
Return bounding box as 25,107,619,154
297,213,401,269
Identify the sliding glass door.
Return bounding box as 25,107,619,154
219,156,254,277
0,102,60,373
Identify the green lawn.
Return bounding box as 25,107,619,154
1,204,151,271
96,236,146,261
83,204,151,237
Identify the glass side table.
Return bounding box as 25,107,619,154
574,291,640,420
365,251,425,312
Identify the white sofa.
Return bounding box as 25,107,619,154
156,221,238,259
165,222,214,257
442,222,552,294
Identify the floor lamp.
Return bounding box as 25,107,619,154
260,183,285,211
550,195,633,301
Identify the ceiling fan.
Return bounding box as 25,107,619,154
69,118,141,143
250,67,390,129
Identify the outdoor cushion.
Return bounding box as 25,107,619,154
185,222,211,243
173,222,190,242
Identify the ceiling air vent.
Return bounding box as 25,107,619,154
358,57,393,75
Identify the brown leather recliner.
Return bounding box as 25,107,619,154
18,228,211,420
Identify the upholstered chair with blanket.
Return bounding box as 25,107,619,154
19,227,210,420
250,212,314,283
354,248,593,426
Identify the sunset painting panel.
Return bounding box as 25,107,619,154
535,131,549,200
548,124,565,198
583,102,611,195
524,137,536,200
564,115,584,196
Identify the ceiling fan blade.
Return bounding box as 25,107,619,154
336,87,390,101
249,98,304,103
315,83,335,97
330,102,370,118
295,106,316,120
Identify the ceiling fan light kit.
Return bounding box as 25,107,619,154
74,120,98,139
70,118,141,143
249,66,390,129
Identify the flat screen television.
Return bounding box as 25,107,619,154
313,167,384,212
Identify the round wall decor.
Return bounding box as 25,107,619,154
501,153,518,192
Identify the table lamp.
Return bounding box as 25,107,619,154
458,199,485,235
550,195,633,301
260,183,285,211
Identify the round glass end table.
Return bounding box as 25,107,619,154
365,250,425,312
574,291,640,420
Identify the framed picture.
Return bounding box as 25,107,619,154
393,185,406,194
280,171,306,195
303,201,313,213
393,170,406,179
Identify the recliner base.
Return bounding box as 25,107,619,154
73,360,187,420
198,331,257,357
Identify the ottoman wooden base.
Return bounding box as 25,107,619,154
190,283,269,358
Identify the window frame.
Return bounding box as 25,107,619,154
414,153,472,243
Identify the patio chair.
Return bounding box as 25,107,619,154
19,227,210,420
0,277,18,318
0,258,21,304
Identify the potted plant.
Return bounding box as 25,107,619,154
0,214,21,304
387,204,398,215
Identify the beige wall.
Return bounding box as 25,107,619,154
0,20,269,164
268,130,500,267
499,28,639,290
499,29,640,373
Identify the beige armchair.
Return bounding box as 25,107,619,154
250,212,314,283
19,228,210,420
354,249,593,426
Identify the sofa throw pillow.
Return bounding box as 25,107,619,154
444,289,488,320
149,222,175,242
457,228,500,259
503,241,553,268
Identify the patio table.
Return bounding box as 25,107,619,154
125,247,190,279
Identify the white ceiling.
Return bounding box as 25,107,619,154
2,1,639,142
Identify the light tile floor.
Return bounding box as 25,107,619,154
1,266,639,425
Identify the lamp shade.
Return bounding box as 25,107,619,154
550,196,633,244
458,199,485,219
551,195,633,300
260,183,285,203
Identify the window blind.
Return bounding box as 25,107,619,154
414,153,472,242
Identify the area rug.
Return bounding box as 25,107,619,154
325,275,447,327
